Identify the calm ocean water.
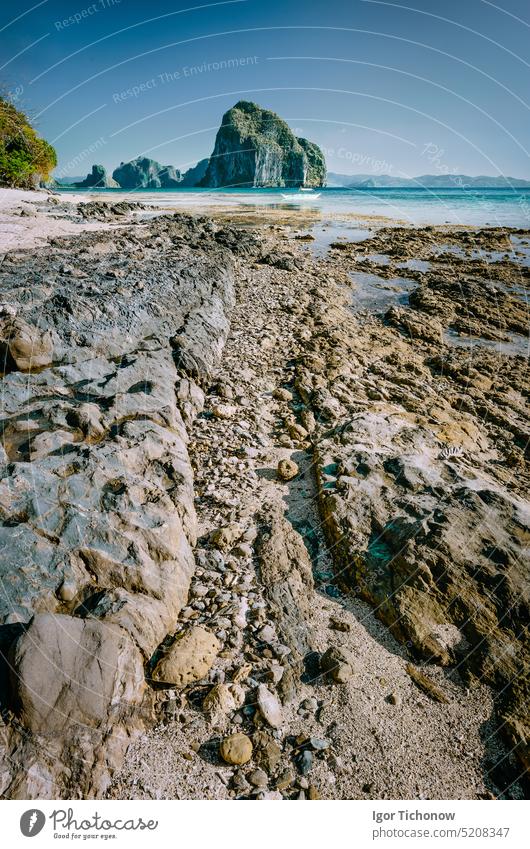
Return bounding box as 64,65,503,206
57,186,530,227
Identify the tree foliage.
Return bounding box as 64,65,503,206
0,97,57,188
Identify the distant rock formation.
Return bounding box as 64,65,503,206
327,171,530,188
73,164,119,189
180,158,209,187
200,101,326,188
112,157,181,189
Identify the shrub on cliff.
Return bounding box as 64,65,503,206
0,97,57,188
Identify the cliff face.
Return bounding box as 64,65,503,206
180,158,209,186
200,101,326,188
73,164,119,188
112,157,181,188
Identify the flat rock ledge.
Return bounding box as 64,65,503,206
0,214,237,798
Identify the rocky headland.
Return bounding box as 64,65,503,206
56,102,327,192
0,191,528,801
200,101,326,188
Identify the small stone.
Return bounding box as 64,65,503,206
329,617,351,632
152,626,220,687
309,737,329,751
211,523,243,551
387,692,401,706
256,790,282,800
298,750,313,775
202,683,244,723
232,663,252,683
256,684,283,728
300,697,318,712
275,768,295,790
254,731,282,772
268,664,284,684
273,387,293,402
277,458,299,481
320,645,355,683
298,776,309,789
220,733,253,765
308,785,321,800
406,663,448,703
233,542,253,558
212,403,237,419
232,770,251,795
288,423,308,441
257,624,276,644
248,768,268,788
57,580,77,602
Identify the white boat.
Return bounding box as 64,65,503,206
281,191,321,200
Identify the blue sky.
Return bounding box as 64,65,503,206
1,0,529,178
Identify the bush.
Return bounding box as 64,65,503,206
0,97,57,188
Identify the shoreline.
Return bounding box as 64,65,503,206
0,189,528,800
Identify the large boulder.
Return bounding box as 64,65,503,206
5,613,146,798
112,157,181,188
200,101,326,188
0,316,53,372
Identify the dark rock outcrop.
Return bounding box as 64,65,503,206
73,164,119,188
0,213,236,798
112,157,181,189
200,101,326,188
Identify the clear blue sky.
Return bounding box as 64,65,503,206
1,0,529,178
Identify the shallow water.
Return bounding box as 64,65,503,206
306,221,372,257
350,271,416,312
444,328,529,357
57,186,530,227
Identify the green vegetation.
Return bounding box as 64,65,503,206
0,97,57,188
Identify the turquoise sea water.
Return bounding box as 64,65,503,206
56,186,530,227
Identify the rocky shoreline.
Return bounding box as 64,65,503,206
0,191,528,800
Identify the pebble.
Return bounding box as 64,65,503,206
268,664,284,684
309,737,329,751
212,404,237,419
388,692,401,706
329,616,351,632
273,387,293,402
275,768,295,790
248,768,268,788
257,624,276,644
256,684,283,728
277,458,299,481
232,663,252,683
320,645,355,683
219,733,253,765
232,771,251,795
298,750,314,775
